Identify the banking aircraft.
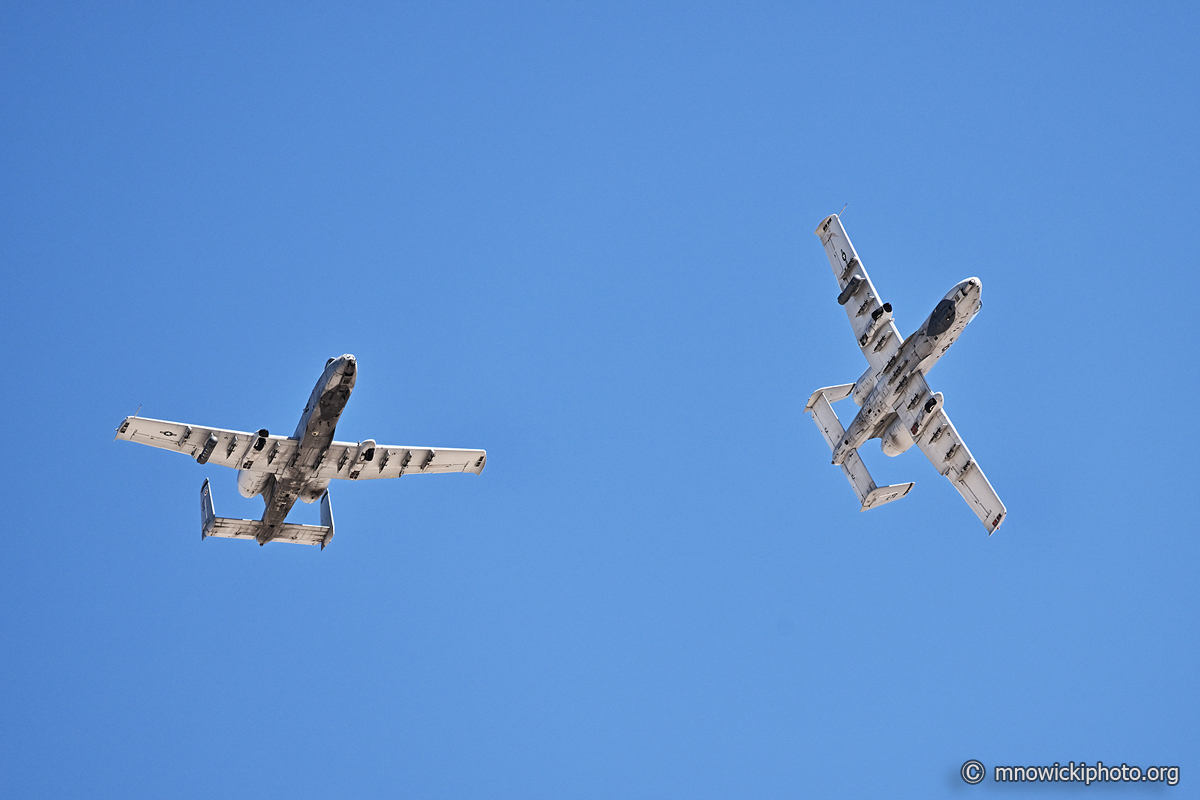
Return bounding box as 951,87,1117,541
115,355,486,548
805,214,1005,533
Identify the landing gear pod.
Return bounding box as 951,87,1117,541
858,302,893,347
347,439,377,480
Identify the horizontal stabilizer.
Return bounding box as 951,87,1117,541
861,481,914,511
804,383,854,413
200,479,335,548
806,390,913,512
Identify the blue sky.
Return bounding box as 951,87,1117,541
2,2,1197,797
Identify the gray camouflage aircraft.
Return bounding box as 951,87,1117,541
116,355,486,548
805,214,1006,533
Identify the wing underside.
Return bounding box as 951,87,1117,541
116,416,486,479
891,373,1006,533
315,444,486,480
814,214,902,371
115,416,300,470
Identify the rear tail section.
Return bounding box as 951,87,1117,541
201,478,217,539
318,490,335,549
806,388,913,511
200,478,335,548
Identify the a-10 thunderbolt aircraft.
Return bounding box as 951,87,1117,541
805,214,1005,533
115,355,486,548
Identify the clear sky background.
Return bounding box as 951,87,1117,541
2,2,1197,797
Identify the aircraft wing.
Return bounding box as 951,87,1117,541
114,415,300,471
117,416,486,479
891,374,1006,534
815,214,902,371
315,442,486,481
203,520,330,545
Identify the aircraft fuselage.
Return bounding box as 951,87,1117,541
247,354,358,538
830,279,982,466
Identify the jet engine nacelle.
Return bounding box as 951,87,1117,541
235,429,273,496
881,416,915,457
238,468,271,498
299,479,330,504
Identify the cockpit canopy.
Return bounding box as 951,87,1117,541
927,298,956,337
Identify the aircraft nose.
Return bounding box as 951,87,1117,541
965,278,983,311
325,355,357,388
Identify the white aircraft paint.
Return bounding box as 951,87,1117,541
116,355,486,547
806,215,1006,534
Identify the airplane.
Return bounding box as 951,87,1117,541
805,214,1006,533
115,354,486,548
